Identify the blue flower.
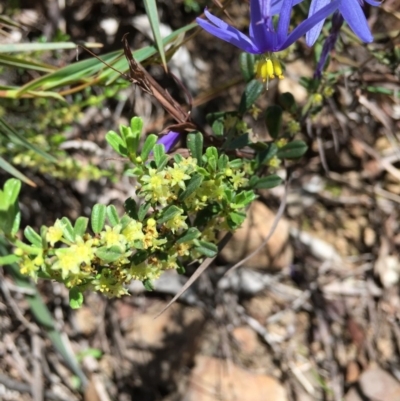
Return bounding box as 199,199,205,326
157,131,180,153
196,0,340,54
306,0,381,46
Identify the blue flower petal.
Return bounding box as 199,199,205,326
306,0,331,46
196,10,259,53
364,0,381,6
249,0,270,49
271,0,303,14
283,0,340,49
156,131,180,153
276,0,295,45
339,0,373,43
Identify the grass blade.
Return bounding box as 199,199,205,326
0,156,36,187
0,117,57,163
143,0,167,71
0,54,56,72
0,42,102,53
16,22,197,95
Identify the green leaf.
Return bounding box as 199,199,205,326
179,174,204,201
143,279,154,291
0,156,36,186
24,226,42,247
153,144,167,168
228,159,243,169
4,178,21,205
225,133,251,150
240,52,256,82
194,240,218,258
105,131,128,157
238,79,263,115
256,143,278,165
227,211,247,228
138,201,151,221
11,208,21,237
60,217,75,242
205,147,218,172
143,0,167,70
177,227,201,244
130,250,149,265
0,254,20,265
265,105,283,139
233,190,256,207
141,134,158,161
106,205,120,226
130,116,144,136
91,204,106,234
277,140,308,159
69,288,84,309
253,175,282,189
124,198,139,220
279,92,296,113
74,217,89,238
212,118,225,137
218,154,229,171
95,245,124,263
187,132,203,166
157,205,182,225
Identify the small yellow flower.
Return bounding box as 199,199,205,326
54,249,81,278
20,256,41,277
224,114,237,130
164,212,188,234
46,219,64,246
166,164,190,189
229,170,248,190
141,169,171,205
129,262,162,281
100,225,126,249
122,220,144,242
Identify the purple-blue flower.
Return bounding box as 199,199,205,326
196,0,340,54
156,131,180,153
306,0,381,46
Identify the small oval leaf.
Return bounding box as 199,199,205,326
106,205,120,226
24,226,42,247
239,79,263,115
91,204,106,234
277,140,308,159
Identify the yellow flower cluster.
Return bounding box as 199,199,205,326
16,145,254,301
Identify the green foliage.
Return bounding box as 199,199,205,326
0,178,21,236
238,79,264,115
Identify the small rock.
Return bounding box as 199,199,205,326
75,306,97,336
363,226,376,247
359,366,400,401
219,201,293,270
184,356,287,401
375,255,400,288
232,326,258,354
